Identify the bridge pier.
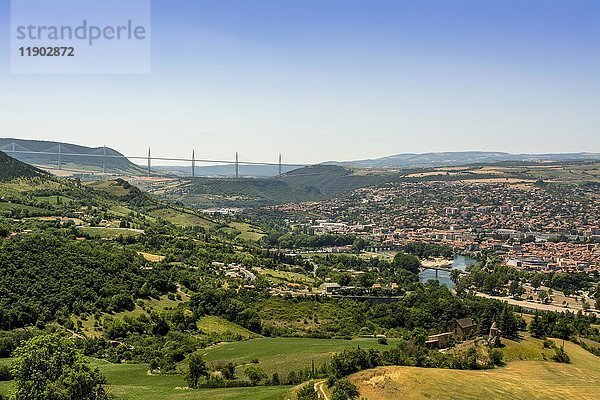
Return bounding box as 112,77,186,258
192,149,195,178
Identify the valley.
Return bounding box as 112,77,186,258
0,149,597,400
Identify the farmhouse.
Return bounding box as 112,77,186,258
450,318,477,340
426,318,478,349
319,282,341,294
425,332,453,349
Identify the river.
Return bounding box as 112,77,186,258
418,255,477,288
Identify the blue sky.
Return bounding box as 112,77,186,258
0,0,598,164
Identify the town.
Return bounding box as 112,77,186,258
268,180,600,275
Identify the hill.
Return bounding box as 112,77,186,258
158,160,600,208
275,165,400,197
349,339,600,400
330,151,600,169
164,165,402,207
0,151,46,181
178,177,323,207
0,138,145,175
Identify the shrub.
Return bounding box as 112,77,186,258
331,378,359,400
0,365,12,381
489,348,504,366
552,347,571,364
245,365,267,386
297,383,318,400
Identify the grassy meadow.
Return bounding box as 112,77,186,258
0,359,290,400
202,337,398,377
350,338,600,400
229,221,266,241
78,227,144,239
1,322,598,400
148,207,215,229
197,316,259,339
0,337,393,400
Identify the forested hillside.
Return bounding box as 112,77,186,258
173,165,401,207
275,165,399,197
0,151,46,181
0,233,174,329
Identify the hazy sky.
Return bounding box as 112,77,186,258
0,0,599,164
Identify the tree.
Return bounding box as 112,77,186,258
529,312,544,338
11,334,108,400
297,384,318,400
186,352,208,389
286,370,300,385
338,273,352,287
271,372,280,385
393,252,421,275
215,362,236,380
514,285,526,298
352,238,366,253
531,274,543,290
450,269,461,285
245,365,267,386
0,222,9,238
331,378,360,400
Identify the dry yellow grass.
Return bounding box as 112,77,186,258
137,251,165,262
351,340,600,400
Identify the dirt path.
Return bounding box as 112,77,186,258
315,380,330,400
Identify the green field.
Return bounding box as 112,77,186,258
109,204,138,218
96,361,291,400
79,227,144,239
229,222,266,241
500,334,556,362
0,336,397,399
198,316,259,340
0,358,290,400
255,268,316,286
85,180,134,197
0,201,49,216
149,207,215,229
202,337,397,377
34,195,75,205
257,297,355,333
351,339,600,400
0,337,394,399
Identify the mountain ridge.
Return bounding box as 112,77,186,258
0,138,145,175
326,151,600,169
3,138,598,177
